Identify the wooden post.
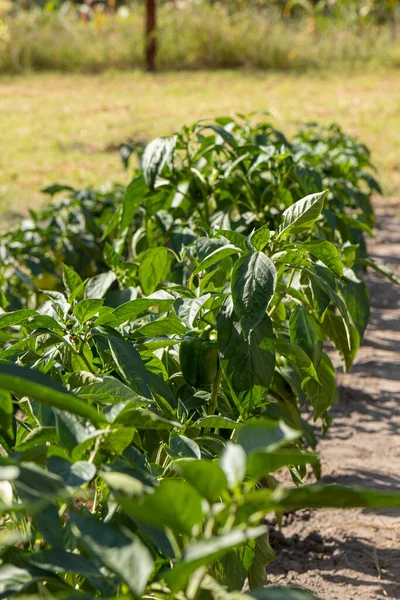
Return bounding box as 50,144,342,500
145,0,157,72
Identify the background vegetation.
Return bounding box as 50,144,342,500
0,0,400,74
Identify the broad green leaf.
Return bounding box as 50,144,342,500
356,257,400,285
28,549,100,577
62,264,83,302
217,298,275,395
220,442,247,490
142,136,176,189
248,533,276,589
304,263,351,346
78,375,143,404
0,310,64,334
47,457,96,487
278,191,327,239
271,483,400,510
246,224,271,252
215,229,247,251
289,305,323,366
174,293,211,329
294,165,323,195
0,564,55,598
135,315,188,337
117,479,204,537
170,434,201,459
0,390,14,447
0,364,106,426
236,420,300,455
111,295,174,326
232,251,276,333
276,339,319,385
71,511,153,597
339,268,370,338
191,245,242,278
305,352,337,420
118,175,148,235
138,247,171,295
322,311,360,372
85,271,117,300
192,416,240,430
247,449,319,480
107,335,176,406
302,240,343,277
73,299,104,324
173,459,228,502
164,525,267,593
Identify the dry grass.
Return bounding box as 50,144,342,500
1,69,399,215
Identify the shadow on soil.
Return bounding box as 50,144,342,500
267,528,400,599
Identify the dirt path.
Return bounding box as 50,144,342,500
266,205,400,599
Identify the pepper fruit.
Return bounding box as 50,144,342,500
179,329,219,387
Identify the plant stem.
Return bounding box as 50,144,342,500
208,363,222,416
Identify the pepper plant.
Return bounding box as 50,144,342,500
1,116,400,599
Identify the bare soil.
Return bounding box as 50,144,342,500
266,205,400,599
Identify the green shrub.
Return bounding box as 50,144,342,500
0,114,399,599
1,4,400,73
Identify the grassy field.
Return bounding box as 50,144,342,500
1,69,400,216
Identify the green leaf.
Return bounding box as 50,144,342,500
173,459,228,502
174,294,211,329
118,175,148,235
191,245,242,278
73,299,104,324
170,434,201,459
192,416,240,430
247,449,319,480
278,191,327,239
47,457,96,487
0,310,63,334
28,549,100,577
0,390,14,447
271,483,400,510
85,271,117,299
246,224,271,252
0,364,106,426
232,252,276,334
322,311,359,372
164,525,267,593
71,511,153,597
305,352,337,420
107,335,175,406
304,263,351,346
62,264,83,302
215,229,247,251
0,564,55,598
138,247,172,295
117,479,204,537
276,339,319,385
111,295,174,326
339,268,370,338
294,165,323,195
237,420,300,455
135,314,188,337
248,532,276,589
217,298,275,396
220,442,247,490
289,305,323,365
302,240,343,277
356,257,400,285
142,136,176,189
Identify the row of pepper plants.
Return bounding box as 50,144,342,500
0,115,399,600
